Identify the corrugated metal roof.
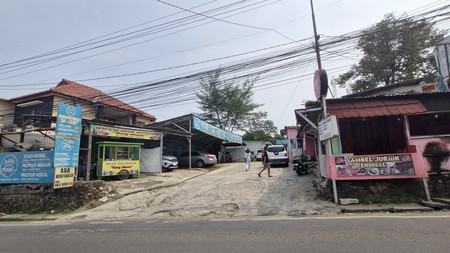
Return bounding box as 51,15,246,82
327,99,427,118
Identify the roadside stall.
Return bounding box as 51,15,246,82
82,123,163,180
296,95,435,204
96,141,143,180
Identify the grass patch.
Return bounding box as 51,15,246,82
0,217,58,222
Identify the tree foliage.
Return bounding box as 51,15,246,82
196,68,261,132
241,111,279,141
337,13,446,92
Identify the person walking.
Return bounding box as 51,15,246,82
244,148,251,172
257,146,272,177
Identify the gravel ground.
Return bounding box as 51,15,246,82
60,162,338,222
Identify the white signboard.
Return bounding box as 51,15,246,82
318,115,339,141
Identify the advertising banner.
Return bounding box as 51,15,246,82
90,124,161,140
0,151,54,184
334,154,416,179
54,167,75,189
54,103,82,168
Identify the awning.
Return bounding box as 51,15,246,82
327,99,427,119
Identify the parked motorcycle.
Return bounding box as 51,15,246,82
293,155,309,176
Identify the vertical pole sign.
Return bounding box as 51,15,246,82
54,103,82,188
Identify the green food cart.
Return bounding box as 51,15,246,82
96,141,143,180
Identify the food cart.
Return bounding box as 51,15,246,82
96,141,143,180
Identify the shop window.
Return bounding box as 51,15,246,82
130,147,140,160
116,147,129,160
105,146,116,160
408,112,450,136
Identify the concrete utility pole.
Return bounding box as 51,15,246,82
310,0,322,70
309,0,338,204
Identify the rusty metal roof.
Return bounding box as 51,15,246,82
327,99,427,118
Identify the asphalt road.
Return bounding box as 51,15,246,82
2,215,450,253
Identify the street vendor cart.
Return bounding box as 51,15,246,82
96,141,143,180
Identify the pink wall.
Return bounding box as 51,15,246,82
286,127,297,161
409,137,450,173
305,136,316,159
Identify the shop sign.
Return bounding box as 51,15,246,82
54,167,75,189
334,154,416,178
100,160,140,177
318,115,338,141
192,116,242,144
0,151,54,184
90,124,161,140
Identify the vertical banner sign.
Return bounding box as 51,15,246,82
54,103,82,188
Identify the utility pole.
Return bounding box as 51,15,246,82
310,0,322,70
309,0,338,204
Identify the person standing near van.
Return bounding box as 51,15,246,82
244,148,251,172
257,146,272,177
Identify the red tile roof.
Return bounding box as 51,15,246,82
12,79,155,120
327,99,427,118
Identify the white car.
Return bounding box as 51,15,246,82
266,145,289,167
162,155,178,171
255,149,263,161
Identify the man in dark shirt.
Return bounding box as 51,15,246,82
257,146,272,177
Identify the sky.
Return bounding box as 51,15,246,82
1,0,448,132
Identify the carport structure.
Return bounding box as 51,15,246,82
149,114,243,168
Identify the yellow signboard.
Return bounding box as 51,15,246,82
100,160,140,177
54,167,75,188
90,124,161,140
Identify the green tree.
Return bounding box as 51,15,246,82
241,111,278,141
196,68,261,132
337,13,446,92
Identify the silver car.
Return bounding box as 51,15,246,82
178,151,217,168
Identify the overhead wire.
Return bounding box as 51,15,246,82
0,1,448,124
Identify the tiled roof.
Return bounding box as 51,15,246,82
12,79,155,120
327,99,427,118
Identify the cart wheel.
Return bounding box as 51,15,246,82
118,170,130,180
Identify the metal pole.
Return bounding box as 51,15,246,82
86,127,93,181
160,133,163,174
422,178,431,201
310,0,322,69
189,117,192,169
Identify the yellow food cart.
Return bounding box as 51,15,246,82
96,141,143,180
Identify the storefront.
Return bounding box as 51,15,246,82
80,122,164,180
296,92,450,203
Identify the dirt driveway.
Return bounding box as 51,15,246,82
61,162,338,221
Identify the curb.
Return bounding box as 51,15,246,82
341,204,435,213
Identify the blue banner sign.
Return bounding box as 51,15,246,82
54,103,82,168
54,139,81,168
192,116,242,144
276,139,288,145
0,151,55,184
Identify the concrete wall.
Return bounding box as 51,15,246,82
0,181,109,213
